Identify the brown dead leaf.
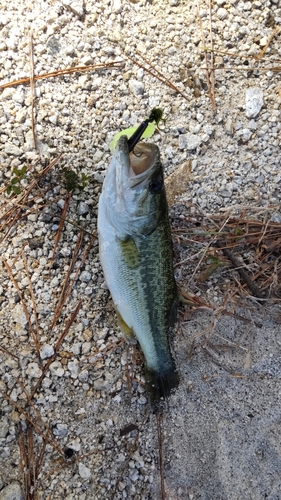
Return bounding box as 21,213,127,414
165,160,192,205
59,350,73,359
261,237,281,253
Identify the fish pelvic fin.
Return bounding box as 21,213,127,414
115,308,137,344
145,364,179,412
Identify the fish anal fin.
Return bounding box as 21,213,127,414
115,308,137,345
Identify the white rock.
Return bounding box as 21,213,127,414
75,408,85,415
0,481,24,500
53,423,68,437
50,276,59,287
189,124,201,134
15,260,24,271
270,212,281,223
245,87,263,119
12,92,25,104
12,304,27,328
78,463,91,479
92,150,103,162
138,396,147,405
243,1,252,10
4,143,22,156
81,342,91,354
68,361,79,379
71,343,81,355
61,0,84,17
26,362,42,379
112,0,122,13
129,79,144,96
94,378,108,391
122,109,130,121
81,55,94,66
241,128,252,141
48,114,58,125
80,271,91,282
78,202,89,215
179,133,202,150
49,361,65,377
78,370,89,382
42,377,52,388
60,247,71,257
0,419,9,438
1,88,15,99
136,68,144,80
259,36,267,47
219,188,232,198
217,7,227,20
40,344,55,360
136,41,146,53
57,199,65,209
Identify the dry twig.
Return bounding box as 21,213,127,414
51,192,72,261
0,62,124,89
156,412,166,500
256,27,280,62
29,30,37,151
2,258,38,349
197,0,216,111
50,233,94,329
122,49,188,101
22,250,40,355
0,389,63,456
30,300,82,398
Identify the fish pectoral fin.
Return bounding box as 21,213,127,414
118,236,140,269
115,308,137,345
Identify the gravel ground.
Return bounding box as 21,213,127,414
1,0,281,499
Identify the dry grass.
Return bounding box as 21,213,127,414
173,209,281,300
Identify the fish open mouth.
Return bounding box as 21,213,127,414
127,143,161,191
129,144,155,176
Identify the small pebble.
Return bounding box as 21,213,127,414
53,423,68,437
40,344,55,360
78,463,91,479
0,481,24,500
129,79,145,96
78,201,89,215
179,133,202,150
25,362,42,379
245,87,264,119
79,271,92,282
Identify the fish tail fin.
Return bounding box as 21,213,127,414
145,365,179,411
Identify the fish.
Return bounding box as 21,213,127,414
97,135,179,405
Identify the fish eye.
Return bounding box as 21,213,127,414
149,173,163,194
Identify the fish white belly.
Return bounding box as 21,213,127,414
98,195,159,371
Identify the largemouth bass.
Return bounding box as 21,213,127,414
97,135,179,404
